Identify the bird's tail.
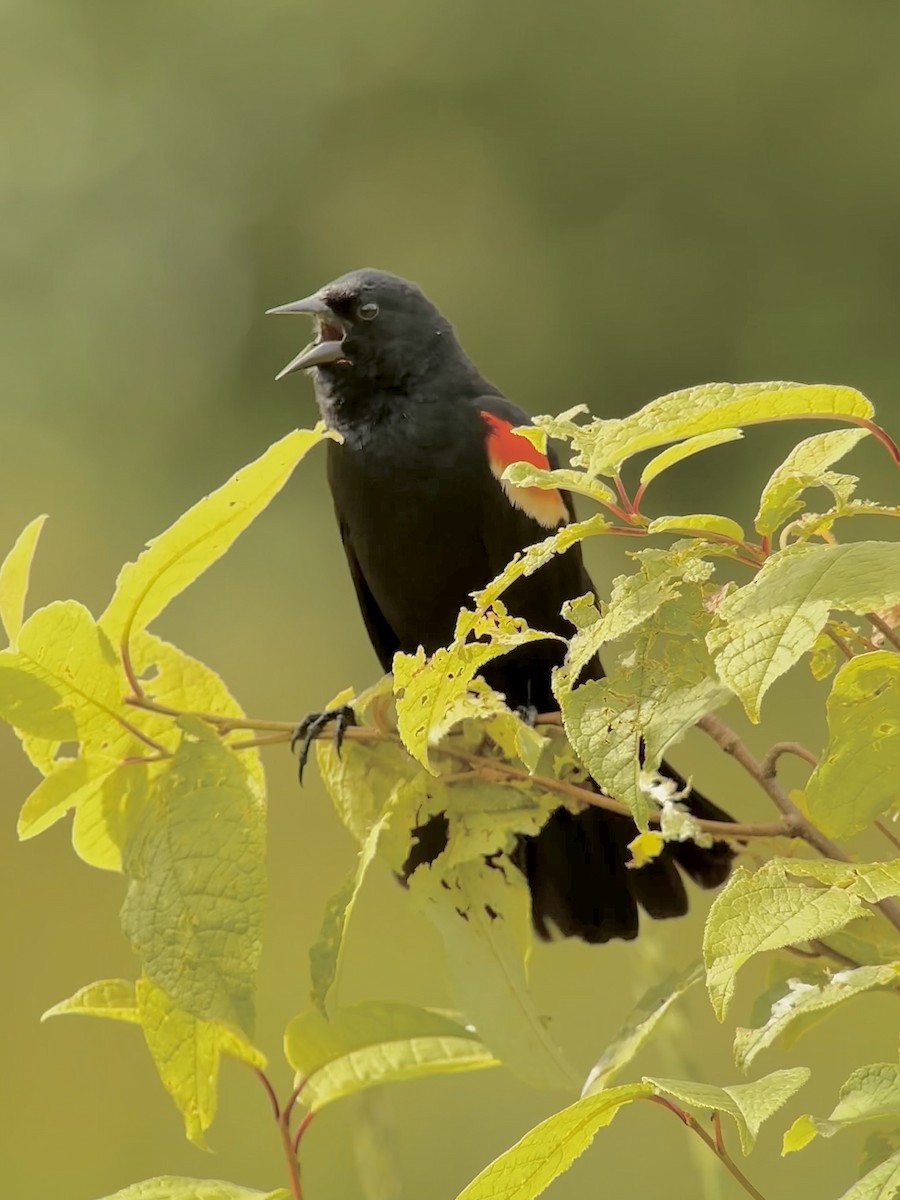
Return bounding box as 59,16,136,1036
514,766,735,944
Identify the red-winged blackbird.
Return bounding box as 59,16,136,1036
269,269,734,944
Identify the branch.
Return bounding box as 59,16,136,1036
646,1096,769,1200
697,713,900,936
867,611,900,652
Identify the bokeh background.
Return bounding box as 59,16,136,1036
3,1,900,1197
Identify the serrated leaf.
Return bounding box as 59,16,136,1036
454,1083,652,1200
710,542,900,721
809,631,841,681
703,862,866,1020
648,1068,810,1154
804,653,900,836
0,514,47,646
9,600,134,756
121,722,265,1034
778,859,900,904
559,582,731,828
582,961,703,1094
100,426,330,645
784,1062,900,1155
648,513,746,543
394,601,557,770
572,382,873,477
93,1178,288,1200
72,761,150,871
411,857,578,1091
836,1149,900,1200
309,814,387,1015
502,462,618,507
136,977,264,1149
755,428,869,537
734,963,900,1071
43,978,140,1023
284,1002,496,1111
639,429,744,490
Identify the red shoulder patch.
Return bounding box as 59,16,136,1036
481,411,568,529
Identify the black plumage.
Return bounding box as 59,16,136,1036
270,268,734,943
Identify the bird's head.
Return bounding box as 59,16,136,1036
268,268,461,394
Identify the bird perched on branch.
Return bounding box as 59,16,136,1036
269,268,734,944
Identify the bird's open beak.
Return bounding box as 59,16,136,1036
266,294,348,380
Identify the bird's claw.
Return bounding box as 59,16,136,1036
514,704,539,727
290,704,357,784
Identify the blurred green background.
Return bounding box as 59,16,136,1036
3,1,899,1197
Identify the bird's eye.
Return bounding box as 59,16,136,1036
358,301,379,321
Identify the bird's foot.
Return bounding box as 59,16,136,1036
290,704,357,784
514,704,539,727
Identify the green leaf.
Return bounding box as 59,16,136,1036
100,426,331,645
454,1083,652,1200
755,427,869,537
582,961,703,1093
93,1179,288,1200
709,542,900,721
648,513,746,543
0,514,47,646
804,653,900,836
410,857,578,1091
501,462,618,507
777,859,900,904
734,963,900,1071
43,978,140,1024
136,977,265,1148
648,1068,811,1154
835,1149,900,1200
17,758,99,840
639,429,744,490
121,722,265,1034
569,382,873,477
558,581,731,828
71,761,150,871
703,863,866,1020
8,601,131,755
784,1062,900,1155
394,601,557,770
309,813,387,1015
284,1002,497,1112
0,659,75,741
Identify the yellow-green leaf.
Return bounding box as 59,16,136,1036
709,541,900,721
100,426,330,645
411,857,578,1091
136,977,265,1149
501,462,618,507
94,1179,289,1200
121,723,265,1034
454,1083,652,1200
639,430,744,490
0,514,47,646
703,862,865,1020
648,1068,810,1154
309,813,388,1015
784,1062,900,1155
835,1149,900,1200
574,382,873,476
284,1002,497,1111
734,963,900,1071
648,513,746,543
804,653,900,836
755,427,869,537
582,961,703,1094
394,601,556,770
627,831,664,868
43,978,140,1024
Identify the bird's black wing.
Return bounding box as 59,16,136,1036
337,519,401,674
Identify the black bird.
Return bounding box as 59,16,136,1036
269,268,734,944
